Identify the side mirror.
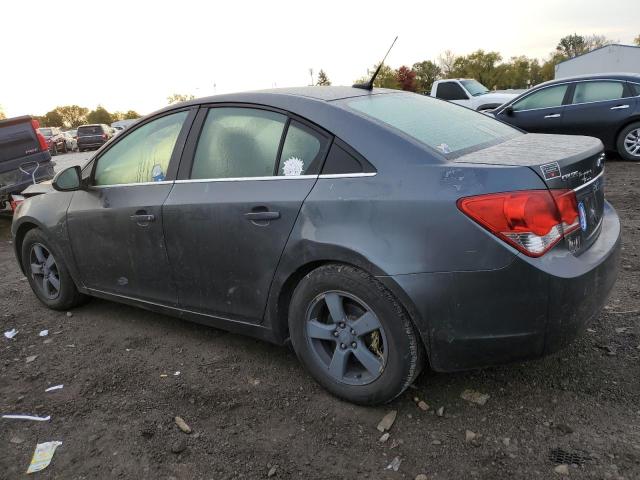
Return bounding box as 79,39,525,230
504,106,514,115
52,166,83,192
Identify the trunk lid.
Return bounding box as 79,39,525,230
454,133,605,255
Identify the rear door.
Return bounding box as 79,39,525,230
67,109,194,304
163,106,330,321
500,83,571,133
561,80,637,149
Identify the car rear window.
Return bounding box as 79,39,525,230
78,126,102,135
344,93,520,156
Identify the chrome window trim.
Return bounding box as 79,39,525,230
318,172,377,179
92,180,174,188
498,78,636,114
573,170,604,192
174,175,317,184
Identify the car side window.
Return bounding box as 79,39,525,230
191,108,286,179
435,82,468,101
277,121,328,176
512,84,568,111
94,111,188,186
572,81,626,104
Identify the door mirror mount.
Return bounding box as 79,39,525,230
52,165,84,192
504,106,514,115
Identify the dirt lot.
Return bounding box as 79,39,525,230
0,159,639,479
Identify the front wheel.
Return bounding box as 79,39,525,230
288,264,424,405
21,229,88,310
617,122,640,161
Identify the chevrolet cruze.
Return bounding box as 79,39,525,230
12,87,620,404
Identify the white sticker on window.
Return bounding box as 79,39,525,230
282,156,304,176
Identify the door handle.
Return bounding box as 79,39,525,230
244,211,280,221
130,213,155,224
544,113,561,118
610,104,629,110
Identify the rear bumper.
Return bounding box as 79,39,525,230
383,201,621,372
78,139,106,148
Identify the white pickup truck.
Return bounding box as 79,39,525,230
430,79,523,111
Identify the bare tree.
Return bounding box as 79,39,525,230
438,50,457,77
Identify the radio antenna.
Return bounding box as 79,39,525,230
353,36,398,90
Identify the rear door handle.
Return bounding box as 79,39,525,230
544,113,561,118
244,211,280,221
610,104,629,110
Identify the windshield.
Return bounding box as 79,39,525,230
344,93,520,156
460,80,490,96
39,128,53,137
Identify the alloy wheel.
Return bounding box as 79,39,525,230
624,128,640,157
305,291,387,385
29,243,60,300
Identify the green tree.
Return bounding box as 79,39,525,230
450,50,504,89
584,34,615,51
0,105,6,120
167,93,195,104
634,34,640,46
556,34,587,58
354,63,400,89
316,69,331,86
55,105,89,128
540,52,568,82
412,60,441,93
41,110,64,127
123,110,140,120
500,56,544,89
87,105,113,125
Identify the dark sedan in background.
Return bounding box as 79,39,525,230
494,73,640,161
12,87,620,404
39,126,68,155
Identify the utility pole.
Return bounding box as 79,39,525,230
309,68,314,86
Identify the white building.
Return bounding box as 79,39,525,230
555,44,640,79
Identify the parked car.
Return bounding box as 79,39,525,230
12,87,620,405
430,79,523,111
39,127,67,155
0,116,54,208
61,131,78,152
66,129,78,140
493,73,640,161
77,124,112,151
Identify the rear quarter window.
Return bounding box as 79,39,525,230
344,93,519,156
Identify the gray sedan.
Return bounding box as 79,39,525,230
11,87,620,404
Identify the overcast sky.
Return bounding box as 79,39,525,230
1,0,637,118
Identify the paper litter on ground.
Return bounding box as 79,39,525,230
4,328,18,339
26,441,62,474
39,330,49,337
2,414,51,421
45,385,64,392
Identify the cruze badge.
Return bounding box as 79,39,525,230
578,202,588,231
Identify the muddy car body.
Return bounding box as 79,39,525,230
11,87,620,404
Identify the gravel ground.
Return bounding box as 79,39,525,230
0,158,639,479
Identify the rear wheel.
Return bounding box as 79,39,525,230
61,141,68,153
617,122,640,161
288,264,424,405
21,229,88,310
51,144,58,156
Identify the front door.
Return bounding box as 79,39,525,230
67,110,191,304
500,83,571,134
163,107,330,321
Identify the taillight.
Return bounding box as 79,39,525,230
31,119,49,152
457,189,579,257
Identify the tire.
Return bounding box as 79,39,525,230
288,264,424,405
61,142,68,154
21,228,88,310
617,122,640,161
51,144,58,156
